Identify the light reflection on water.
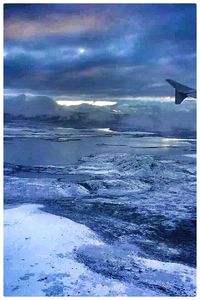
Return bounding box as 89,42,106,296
4,122,196,166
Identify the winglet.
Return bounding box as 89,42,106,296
166,79,194,105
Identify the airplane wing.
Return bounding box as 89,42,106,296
166,79,196,104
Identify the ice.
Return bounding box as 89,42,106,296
4,162,70,176
4,176,89,201
183,154,196,158
4,139,196,296
4,124,155,142
76,241,196,296
81,179,150,196
71,153,195,197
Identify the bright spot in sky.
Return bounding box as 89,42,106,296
78,48,86,54
56,100,116,107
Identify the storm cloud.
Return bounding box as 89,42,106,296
4,4,196,99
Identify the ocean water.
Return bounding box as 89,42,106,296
4,120,196,296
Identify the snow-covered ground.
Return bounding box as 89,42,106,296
4,122,196,296
4,204,162,296
4,204,196,296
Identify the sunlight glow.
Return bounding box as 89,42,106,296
56,100,116,107
97,128,113,133
78,48,86,54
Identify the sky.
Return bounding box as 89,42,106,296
4,4,196,101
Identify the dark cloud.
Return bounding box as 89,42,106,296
4,4,196,99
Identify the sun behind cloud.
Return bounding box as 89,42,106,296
56,100,116,107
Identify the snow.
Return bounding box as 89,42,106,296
4,135,196,296
76,242,196,296
4,176,89,201
4,204,159,296
183,154,196,158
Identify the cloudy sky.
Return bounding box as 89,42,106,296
4,4,196,100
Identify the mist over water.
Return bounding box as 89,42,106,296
4,94,196,136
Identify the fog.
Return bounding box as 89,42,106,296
4,94,196,135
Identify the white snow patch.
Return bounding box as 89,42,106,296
4,204,155,296
183,154,196,159
133,256,196,295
